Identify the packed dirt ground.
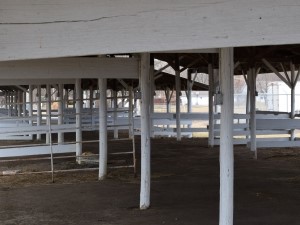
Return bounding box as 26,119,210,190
0,133,299,225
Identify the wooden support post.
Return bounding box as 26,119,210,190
249,68,257,158
46,85,51,144
187,70,192,114
89,86,93,110
128,86,134,138
140,53,151,210
4,92,7,109
113,90,119,139
28,85,33,126
98,78,108,180
36,85,42,140
22,91,26,117
75,79,82,163
17,90,21,117
290,63,295,141
150,55,155,138
13,91,17,114
219,47,234,225
166,88,171,113
175,56,181,141
27,85,33,138
208,64,215,147
187,69,193,138
58,83,64,144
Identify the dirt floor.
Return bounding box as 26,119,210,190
0,133,299,225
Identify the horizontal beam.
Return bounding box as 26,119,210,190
0,144,76,158
256,119,300,130
0,57,139,79
0,79,75,86
1,1,300,61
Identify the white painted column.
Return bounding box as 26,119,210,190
187,69,193,138
8,92,12,117
219,47,234,225
175,57,181,141
58,83,64,144
113,90,119,139
140,53,151,210
166,88,171,113
17,90,21,117
13,91,17,115
89,86,94,110
245,87,250,140
98,78,108,180
36,85,42,140
290,63,295,141
249,68,257,158
46,85,51,144
75,79,82,163
128,86,134,138
22,91,26,117
4,92,8,109
208,64,215,147
28,85,33,139
149,55,155,138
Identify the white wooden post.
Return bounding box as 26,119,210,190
98,78,108,180
75,79,82,163
113,90,119,139
46,85,51,144
8,92,12,117
17,90,21,117
128,86,134,138
140,53,151,210
28,85,33,126
13,91,17,114
58,83,64,144
208,64,215,147
219,47,234,225
22,91,26,117
150,55,155,138
290,63,295,141
4,92,7,109
89,86,94,110
175,57,181,141
36,85,42,140
166,88,171,113
187,69,192,138
246,86,250,140
187,69,192,114
249,68,257,158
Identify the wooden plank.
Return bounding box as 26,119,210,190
0,144,76,158
256,119,300,130
256,141,300,148
0,58,139,79
1,1,300,61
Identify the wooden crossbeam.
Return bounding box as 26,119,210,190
261,58,291,88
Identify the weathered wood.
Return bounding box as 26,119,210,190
1,1,300,61
0,58,139,79
219,48,234,225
